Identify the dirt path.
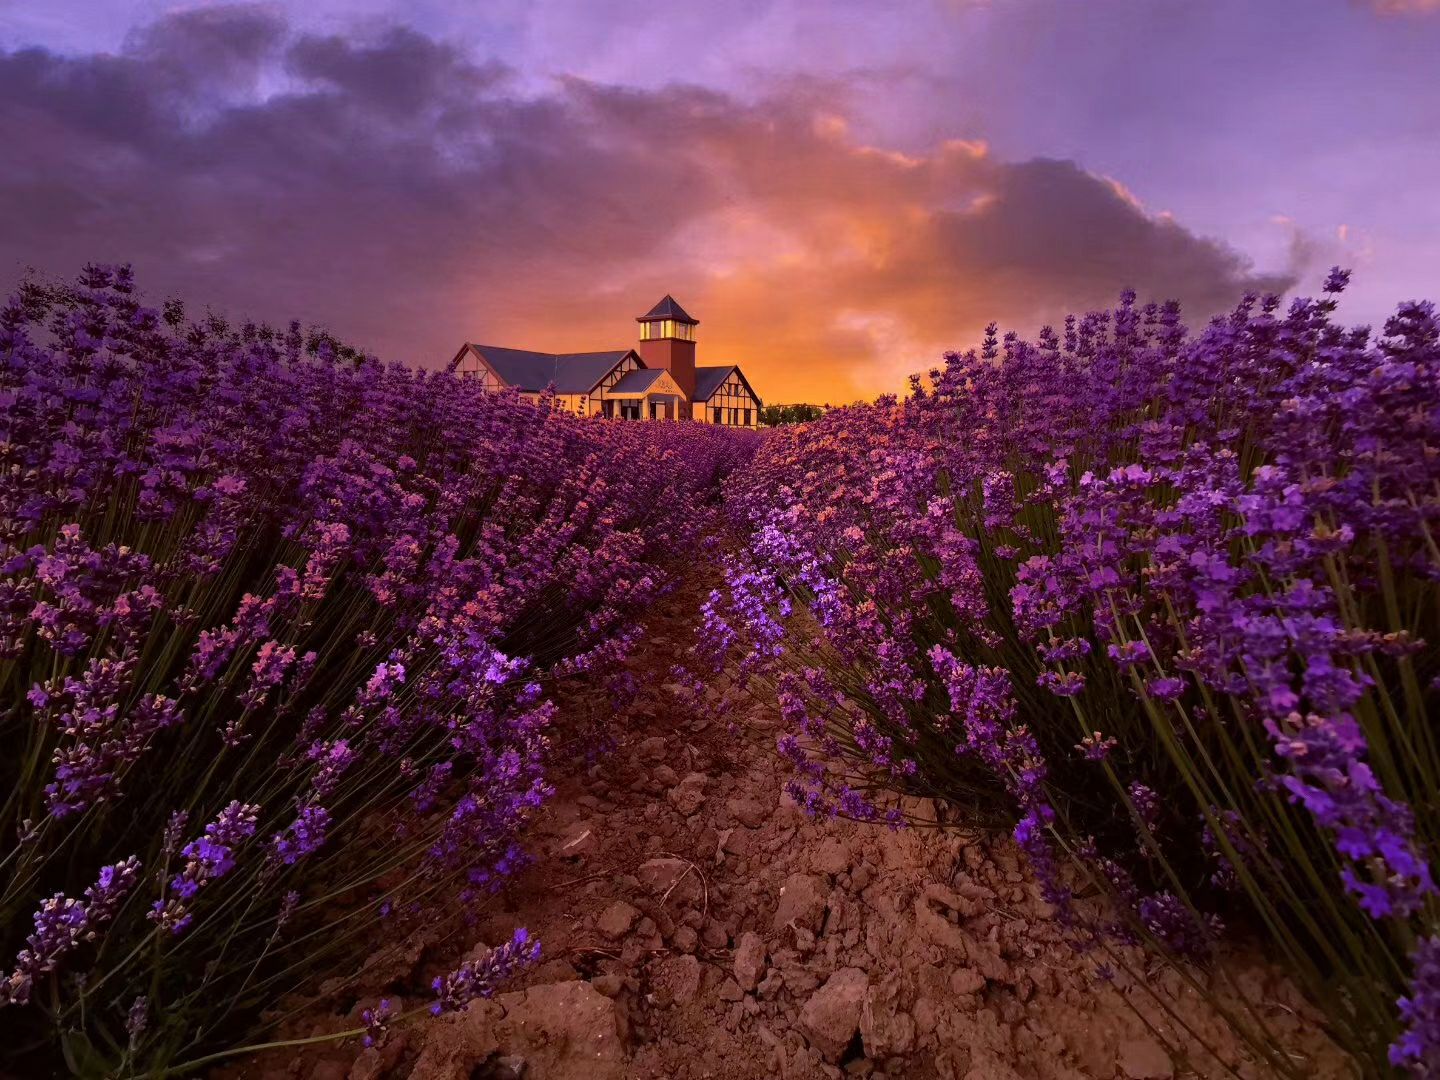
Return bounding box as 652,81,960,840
231,573,1346,1080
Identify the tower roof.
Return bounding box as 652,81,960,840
637,294,697,324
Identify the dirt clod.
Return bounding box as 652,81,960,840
733,931,767,991
800,967,869,1063
596,901,640,941
221,573,1351,1080
1117,1037,1176,1079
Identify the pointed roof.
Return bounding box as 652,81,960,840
693,366,734,403
461,345,635,394
694,365,762,408
637,294,697,324
609,369,671,395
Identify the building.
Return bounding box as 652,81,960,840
448,295,763,427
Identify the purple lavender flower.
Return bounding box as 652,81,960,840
1075,731,1118,762
1037,669,1086,697
1,858,140,1007
1128,782,1161,831
1392,936,1440,1075
126,995,149,1047
717,270,1440,1073
270,804,331,865
277,890,300,928
149,802,259,934
1137,891,1222,960
306,740,357,800
1106,639,1152,669
361,998,395,1048
1143,676,1187,702
430,928,541,1015
1322,266,1352,294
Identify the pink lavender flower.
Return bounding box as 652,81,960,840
1076,731,1118,762
238,640,297,712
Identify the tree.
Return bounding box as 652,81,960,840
760,403,827,426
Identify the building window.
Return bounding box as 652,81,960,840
743,408,752,426
640,320,693,342
712,406,722,423
620,402,641,420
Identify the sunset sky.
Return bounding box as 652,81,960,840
2,0,1437,403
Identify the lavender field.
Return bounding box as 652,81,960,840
2,265,1438,1078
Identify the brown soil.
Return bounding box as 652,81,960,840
219,575,1350,1080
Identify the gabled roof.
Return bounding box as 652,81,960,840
638,295,697,324
693,366,734,402
694,365,762,408
609,368,669,395
461,345,634,394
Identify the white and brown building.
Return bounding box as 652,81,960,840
449,296,762,427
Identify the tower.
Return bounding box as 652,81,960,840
637,295,697,417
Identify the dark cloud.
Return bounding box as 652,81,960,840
0,7,1293,400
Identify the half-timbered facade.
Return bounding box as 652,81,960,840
693,366,762,428
448,296,762,427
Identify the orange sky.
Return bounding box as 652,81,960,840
10,3,1433,404
418,106,1287,405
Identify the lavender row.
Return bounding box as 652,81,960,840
0,264,756,1075
706,272,1439,1074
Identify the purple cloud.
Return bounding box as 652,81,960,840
0,6,1296,400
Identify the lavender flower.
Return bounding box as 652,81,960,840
718,270,1440,1073
1128,782,1161,832
270,804,331,865
1323,266,1352,294
361,998,395,1048
1,858,140,1007
1076,731,1118,762
430,928,541,1015
1392,936,1440,1075
149,802,259,934
126,995,149,1047
3,264,750,1074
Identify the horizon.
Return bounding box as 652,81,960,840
3,0,1438,403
